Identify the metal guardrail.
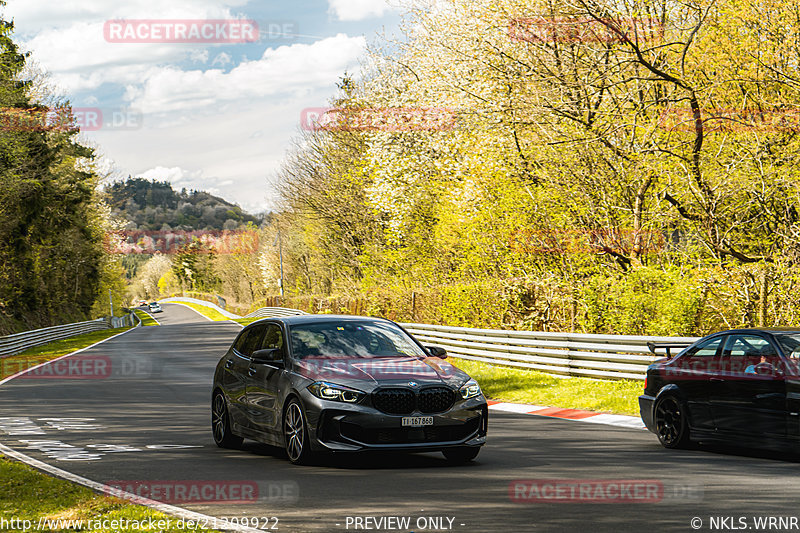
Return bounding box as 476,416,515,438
0,312,139,358
228,305,700,380
245,307,309,319
400,322,699,380
0,319,109,358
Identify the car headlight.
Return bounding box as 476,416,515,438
459,379,482,400
307,381,365,403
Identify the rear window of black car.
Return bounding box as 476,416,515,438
288,321,427,359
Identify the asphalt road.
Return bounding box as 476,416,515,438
2,303,800,532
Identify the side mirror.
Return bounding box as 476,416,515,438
251,348,283,365
425,345,447,359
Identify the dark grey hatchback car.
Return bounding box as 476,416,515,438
211,315,488,464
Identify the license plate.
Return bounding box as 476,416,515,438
402,416,433,427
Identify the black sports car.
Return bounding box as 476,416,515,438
640,328,800,450
211,315,488,464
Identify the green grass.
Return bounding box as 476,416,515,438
1,327,131,381
172,302,231,322
233,318,258,326
132,309,159,326
448,358,643,416
0,456,218,532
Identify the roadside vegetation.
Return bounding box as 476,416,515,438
0,327,131,380
0,6,128,335
0,456,217,532
449,359,641,416
124,0,800,339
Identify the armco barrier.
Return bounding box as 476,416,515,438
245,307,308,319
0,319,109,358
399,322,699,380
175,302,697,381
0,312,139,358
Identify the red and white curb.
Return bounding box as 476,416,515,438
487,400,646,430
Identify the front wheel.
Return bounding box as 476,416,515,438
212,392,243,449
654,395,690,449
284,399,311,465
443,447,480,463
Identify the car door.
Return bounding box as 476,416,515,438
244,323,286,439
666,335,724,431
710,333,786,437
221,327,262,429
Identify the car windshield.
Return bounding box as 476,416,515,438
776,334,800,371
288,320,427,360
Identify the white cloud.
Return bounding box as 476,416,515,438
136,166,193,183
5,0,249,35
327,0,394,21
127,34,365,113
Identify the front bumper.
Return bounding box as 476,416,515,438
638,394,655,433
303,393,488,452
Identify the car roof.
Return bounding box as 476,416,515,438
715,328,800,335
244,314,394,328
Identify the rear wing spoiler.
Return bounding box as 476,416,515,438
647,341,693,358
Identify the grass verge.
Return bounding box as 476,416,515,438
0,327,131,381
171,302,232,322
0,456,218,532
132,309,159,326
448,358,643,416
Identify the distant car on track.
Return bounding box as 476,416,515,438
640,328,800,450
148,302,162,313
211,315,488,465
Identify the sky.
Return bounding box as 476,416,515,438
2,0,404,214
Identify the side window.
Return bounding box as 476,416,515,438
261,324,284,351
239,325,266,357
677,337,723,372
722,335,779,375
233,330,249,353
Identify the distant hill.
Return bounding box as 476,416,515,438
105,178,262,231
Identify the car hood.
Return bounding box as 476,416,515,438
294,356,469,390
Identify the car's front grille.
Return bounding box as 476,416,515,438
371,386,455,415
339,417,481,445
418,387,455,414
372,388,416,415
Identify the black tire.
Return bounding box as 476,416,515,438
442,446,480,463
284,398,311,465
212,392,243,449
654,395,690,449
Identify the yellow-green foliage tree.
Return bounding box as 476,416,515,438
266,0,800,335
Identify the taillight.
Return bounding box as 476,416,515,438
644,375,648,391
